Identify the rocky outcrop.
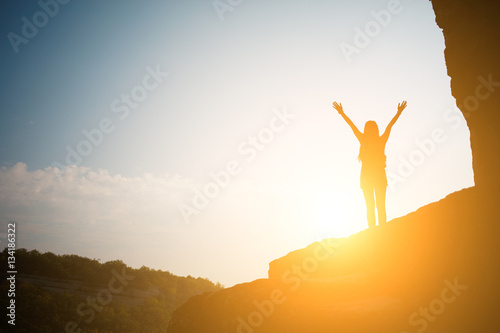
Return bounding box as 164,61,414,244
431,0,500,189
168,188,500,332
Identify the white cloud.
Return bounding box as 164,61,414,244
0,162,194,225
0,162,202,262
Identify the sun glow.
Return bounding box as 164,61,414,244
294,180,365,238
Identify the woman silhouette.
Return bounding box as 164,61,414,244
332,101,407,228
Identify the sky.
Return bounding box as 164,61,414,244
0,0,474,287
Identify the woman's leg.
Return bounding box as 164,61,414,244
374,185,387,224
362,186,376,228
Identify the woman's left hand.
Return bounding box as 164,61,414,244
397,100,407,113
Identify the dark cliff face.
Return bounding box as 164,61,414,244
430,0,500,189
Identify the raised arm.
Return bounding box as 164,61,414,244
332,102,362,142
381,100,407,142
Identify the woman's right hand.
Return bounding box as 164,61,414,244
332,101,344,114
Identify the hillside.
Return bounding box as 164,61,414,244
167,187,500,332
0,249,223,332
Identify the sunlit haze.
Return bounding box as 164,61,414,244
0,0,473,287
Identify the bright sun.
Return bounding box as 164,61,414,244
294,180,364,239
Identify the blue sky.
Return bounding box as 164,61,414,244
0,0,473,287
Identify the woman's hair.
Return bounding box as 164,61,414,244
358,121,382,162
363,121,379,137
